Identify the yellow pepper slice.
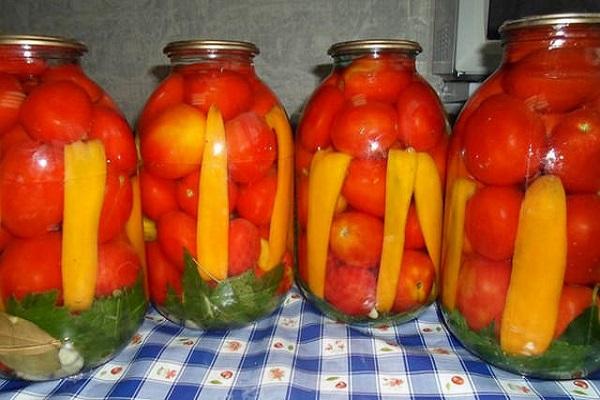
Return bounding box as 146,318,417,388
376,149,417,313
260,105,293,270
197,106,228,281
307,150,352,298
440,177,477,311
500,175,567,356
125,175,148,296
62,140,107,312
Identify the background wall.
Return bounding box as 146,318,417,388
0,0,441,125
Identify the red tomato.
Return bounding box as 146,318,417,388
405,204,425,250
463,94,546,185
137,72,184,135
249,80,278,116
41,64,103,102
228,218,261,276
1,141,63,237
324,258,377,316
95,93,122,113
341,54,412,103
456,255,512,331
236,169,277,226
297,84,345,151
296,175,309,228
554,285,594,338
545,108,600,193
19,81,92,144
0,233,62,301
465,185,523,261
329,211,383,269
99,172,133,243
330,101,398,159
295,142,314,177
175,169,237,217
565,195,600,285
157,210,196,270
341,158,386,217
396,80,446,151
139,170,178,221
225,112,277,183
184,70,252,120
0,124,30,158
0,72,25,134
95,240,141,297
89,106,137,175
0,226,11,252
393,250,435,312
146,241,182,305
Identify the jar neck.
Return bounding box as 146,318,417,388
169,50,256,75
332,51,417,72
0,45,83,75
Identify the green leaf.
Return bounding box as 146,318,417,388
559,305,600,346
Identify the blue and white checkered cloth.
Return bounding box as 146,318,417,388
1,286,599,399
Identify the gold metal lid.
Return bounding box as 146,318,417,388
0,35,87,52
500,13,600,33
163,39,259,57
328,39,422,57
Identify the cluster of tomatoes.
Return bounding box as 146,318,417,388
451,44,600,337
0,61,142,303
137,63,291,305
296,53,448,317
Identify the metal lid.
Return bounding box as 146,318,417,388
328,39,422,57
0,34,87,52
163,39,259,57
500,13,600,33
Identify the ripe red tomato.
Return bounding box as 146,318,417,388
465,185,523,261
545,108,600,193
41,64,103,102
393,250,435,312
19,80,92,144
462,94,546,185
146,241,182,305
236,169,277,226
0,124,30,158
157,210,197,270
554,285,594,338
139,170,178,221
95,240,141,297
99,172,133,243
456,255,512,331
341,158,386,217
228,218,261,276
175,168,237,217
0,232,62,302
0,226,11,252
184,70,252,120
405,204,425,250
225,112,277,184
137,72,184,135
0,72,25,134
564,195,600,285
1,140,64,237
324,258,377,316
330,101,398,159
249,79,278,116
297,84,345,151
396,80,446,151
329,211,383,269
89,106,137,175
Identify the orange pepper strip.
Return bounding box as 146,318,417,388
62,140,107,312
376,149,417,313
306,150,352,298
197,106,228,280
125,175,148,297
501,175,567,356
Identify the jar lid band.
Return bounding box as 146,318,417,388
500,13,600,33
0,35,87,52
328,39,422,57
163,40,259,57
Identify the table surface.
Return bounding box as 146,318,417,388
1,286,599,400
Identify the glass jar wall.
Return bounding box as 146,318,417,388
0,35,146,380
295,39,448,324
440,14,600,379
138,40,293,329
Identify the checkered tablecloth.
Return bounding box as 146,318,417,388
1,287,599,400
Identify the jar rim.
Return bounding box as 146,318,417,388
163,39,259,57
327,39,422,56
0,34,87,52
500,13,600,33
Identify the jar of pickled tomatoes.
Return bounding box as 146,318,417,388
0,35,146,380
296,39,448,324
138,40,293,329
441,14,600,379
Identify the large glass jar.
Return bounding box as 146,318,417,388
138,40,293,329
296,40,448,324
0,35,146,380
441,14,600,379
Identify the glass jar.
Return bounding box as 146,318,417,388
295,39,448,324
0,35,146,380
138,40,293,329
441,14,600,379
